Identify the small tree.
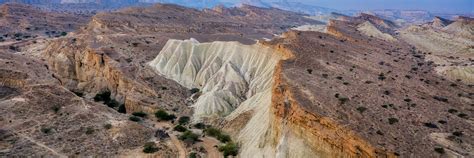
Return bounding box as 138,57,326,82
178,116,190,125
132,111,147,118
143,142,159,153
118,104,126,113
155,110,176,121
129,116,141,122
179,131,199,144
218,142,239,157
174,125,188,132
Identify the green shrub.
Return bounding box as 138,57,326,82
190,88,200,94
189,152,197,158
106,99,119,108
143,142,159,153
174,125,188,132
179,131,199,144
60,32,67,36
193,123,206,129
217,134,231,143
155,110,176,121
129,116,141,122
118,104,126,113
204,127,221,137
178,116,190,125
132,111,147,118
94,90,111,102
218,142,239,157
434,147,445,154
205,127,231,143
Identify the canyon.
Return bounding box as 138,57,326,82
0,2,473,158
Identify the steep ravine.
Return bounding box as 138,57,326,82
148,39,394,157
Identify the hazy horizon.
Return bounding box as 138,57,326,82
222,0,474,14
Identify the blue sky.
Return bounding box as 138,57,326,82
224,0,474,13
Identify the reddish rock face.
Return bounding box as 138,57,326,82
262,19,473,156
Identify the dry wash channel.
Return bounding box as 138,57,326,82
148,38,317,157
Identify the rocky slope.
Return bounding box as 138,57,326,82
400,16,474,84
0,50,156,156
0,3,91,40
2,2,473,157
262,24,473,157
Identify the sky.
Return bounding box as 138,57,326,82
224,0,474,13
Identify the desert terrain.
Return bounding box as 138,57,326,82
0,2,473,158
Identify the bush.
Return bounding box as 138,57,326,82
423,122,438,128
174,125,188,132
338,97,349,104
204,127,221,137
106,99,119,108
129,116,141,122
118,104,126,113
143,142,159,153
104,124,112,130
218,142,239,157
60,32,67,36
178,116,190,125
189,152,197,158
132,111,147,118
205,127,231,143
190,88,200,94
41,127,52,134
85,127,94,135
194,123,206,129
217,134,231,143
434,147,445,154
388,118,398,124
356,107,367,113
155,110,176,121
94,91,111,102
179,131,199,144
52,106,60,113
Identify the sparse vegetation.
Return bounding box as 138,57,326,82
174,125,188,132
204,127,231,143
179,131,199,144
218,142,239,157
155,110,176,121
178,116,190,125
143,142,159,153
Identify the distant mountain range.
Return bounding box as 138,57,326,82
1,0,471,24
